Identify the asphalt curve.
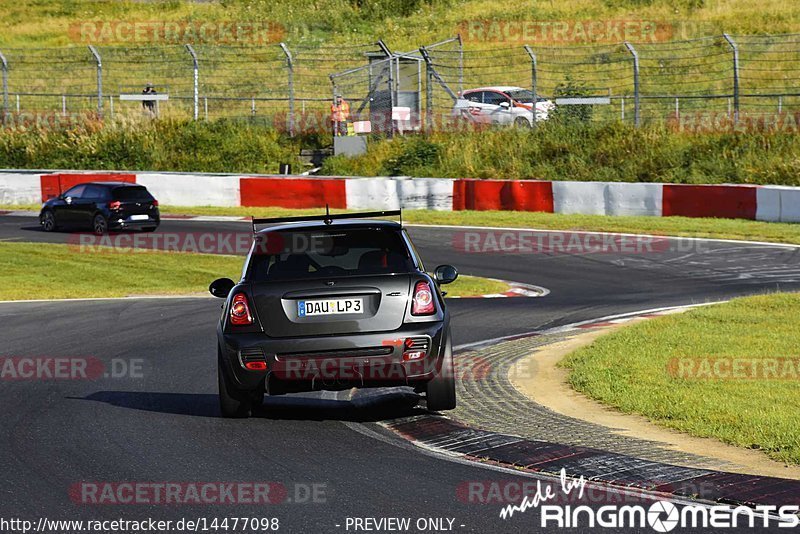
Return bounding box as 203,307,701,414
1,214,799,532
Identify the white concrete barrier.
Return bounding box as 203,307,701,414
0,173,42,205
345,177,453,211
757,185,800,223
135,173,240,207
553,181,662,216
605,182,663,217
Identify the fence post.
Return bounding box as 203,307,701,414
457,33,464,95
0,50,7,120
623,42,640,127
523,45,538,128
279,43,295,137
722,33,740,124
88,45,103,118
185,44,199,121
424,52,434,133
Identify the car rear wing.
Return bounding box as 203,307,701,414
251,208,402,233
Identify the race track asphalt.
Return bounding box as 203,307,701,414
1,214,799,532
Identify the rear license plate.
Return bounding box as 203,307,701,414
129,214,149,221
298,298,363,317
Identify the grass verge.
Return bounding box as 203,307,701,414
151,206,800,246
0,242,506,301
560,293,800,465
4,204,800,244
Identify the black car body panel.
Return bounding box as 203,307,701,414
39,182,160,232
213,218,455,401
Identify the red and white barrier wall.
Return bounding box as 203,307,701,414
1,170,798,222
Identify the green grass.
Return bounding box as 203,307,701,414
5,120,800,186
560,293,800,465
4,204,800,245
444,275,509,297
0,241,505,301
3,0,800,48
149,206,800,246
319,124,800,186
0,242,243,300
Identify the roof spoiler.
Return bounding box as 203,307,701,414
251,206,402,233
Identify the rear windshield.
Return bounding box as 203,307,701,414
112,186,154,201
246,227,415,281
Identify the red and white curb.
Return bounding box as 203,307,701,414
449,280,549,299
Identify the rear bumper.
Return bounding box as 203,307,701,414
108,213,160,230
219,321,448,393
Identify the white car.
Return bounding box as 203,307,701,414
451,86,554,127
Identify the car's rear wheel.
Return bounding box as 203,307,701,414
426,334,456,411
92,214,108,235
41,210,57,232
218,354,263,418
514,116,531,128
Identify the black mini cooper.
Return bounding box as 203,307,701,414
209,211,458,418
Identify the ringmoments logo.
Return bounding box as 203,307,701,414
495,468,800,530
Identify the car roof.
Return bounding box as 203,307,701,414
462,86,525,93
256,219,401,235
66,181,144,188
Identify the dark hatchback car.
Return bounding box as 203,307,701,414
39,182,160,235
209,211,458,418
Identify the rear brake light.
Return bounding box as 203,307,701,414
152,199,159,207
411,281,435,316
244,361,267,371
108,200,121,210
230,293,254,325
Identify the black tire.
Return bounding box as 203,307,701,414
218,360,252,418
41,210,57,232
426,334,457,411
92,213,108,235
514,116,531,128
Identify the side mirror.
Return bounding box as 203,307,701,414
209,278,235,298
499,101,510,109
434,265,458,285
64,196,72,204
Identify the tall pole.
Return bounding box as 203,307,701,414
523,45,538,128
425,55,433,133
88,45,103,118
457,33,464,95
0,50,8,120
185,44,199,121
279,42,295,137
722,33,740,124
623,42,640,127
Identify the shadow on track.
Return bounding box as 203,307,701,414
71,390,424,422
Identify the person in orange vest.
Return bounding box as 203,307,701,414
331,94,350,136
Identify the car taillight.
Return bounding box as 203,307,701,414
411,281,435,316
152,199,159,207
108,200,121,210
230,293,254,325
